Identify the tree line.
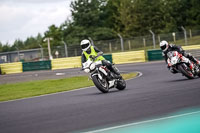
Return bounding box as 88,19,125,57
0,0,200,52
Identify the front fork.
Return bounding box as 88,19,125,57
98,67,117,88
181,56,195,72
90,71,103,81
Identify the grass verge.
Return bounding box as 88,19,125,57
0,72,138,102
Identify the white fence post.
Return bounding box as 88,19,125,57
62,41,68,57
149,30,156,49
38,44,44,60
143,38,146,48
109,42,112,52
117,33,124,52
181,26,188,45
128,40,131,50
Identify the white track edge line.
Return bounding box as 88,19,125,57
86,110,200,133
0,71,142,104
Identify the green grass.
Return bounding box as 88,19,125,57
0,72,138,102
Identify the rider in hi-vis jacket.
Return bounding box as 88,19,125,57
80,39,121,78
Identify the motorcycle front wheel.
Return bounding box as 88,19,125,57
178,64,195,79
92,75,109,93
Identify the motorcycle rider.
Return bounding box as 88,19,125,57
160,40,200,73
81,39,121,78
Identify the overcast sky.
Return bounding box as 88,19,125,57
0,0,73,44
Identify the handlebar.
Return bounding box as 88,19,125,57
89,52,103,61
82,52,103,71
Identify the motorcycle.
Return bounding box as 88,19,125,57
167,51,200,79
82,55,126,93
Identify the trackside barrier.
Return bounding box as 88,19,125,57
51,57,81,70
0,62,22,74
103,54,113,63
23,60,51,72
51,54,113,70
182,44,200,50
147,49,163,61
2,45,199,74
112,50,146,64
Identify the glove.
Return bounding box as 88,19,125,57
89,55,96,59
97,52,103,56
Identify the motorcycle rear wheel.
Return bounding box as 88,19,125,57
178,64,195,79
198,72,200,77
92,75,109,93
196,66,200,77
116,78,126,90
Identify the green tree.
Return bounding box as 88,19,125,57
112,0,136,37
66,0,116,43
13,39,25,50
185,0,200,29
71,0,102,27
2,43,12,52
109,0,166,37
161,0,200,32
24,36,37,49
44,24,63,47
0,42,3,52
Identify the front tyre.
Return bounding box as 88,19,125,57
116,78,126,90
92,75,109,93
178,64,194,79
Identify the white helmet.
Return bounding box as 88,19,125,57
80,39,91,51
160,40,169,52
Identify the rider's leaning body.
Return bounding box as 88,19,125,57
81,45,104,63
160,40,200,66
80,39,121,78
160,40,200,73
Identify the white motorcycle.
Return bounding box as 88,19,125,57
82,55,126,93
167,51,200,79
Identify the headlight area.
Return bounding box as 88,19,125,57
84,68,90,73
90,63,96,70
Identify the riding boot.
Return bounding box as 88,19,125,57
111,66,122,79
102,60,122,79
188,55,200,67
196,60,200,66
189,63,195,73
107,74,113,81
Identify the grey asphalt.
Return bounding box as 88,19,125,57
0,61,200,133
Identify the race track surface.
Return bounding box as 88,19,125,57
0,61,200,133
